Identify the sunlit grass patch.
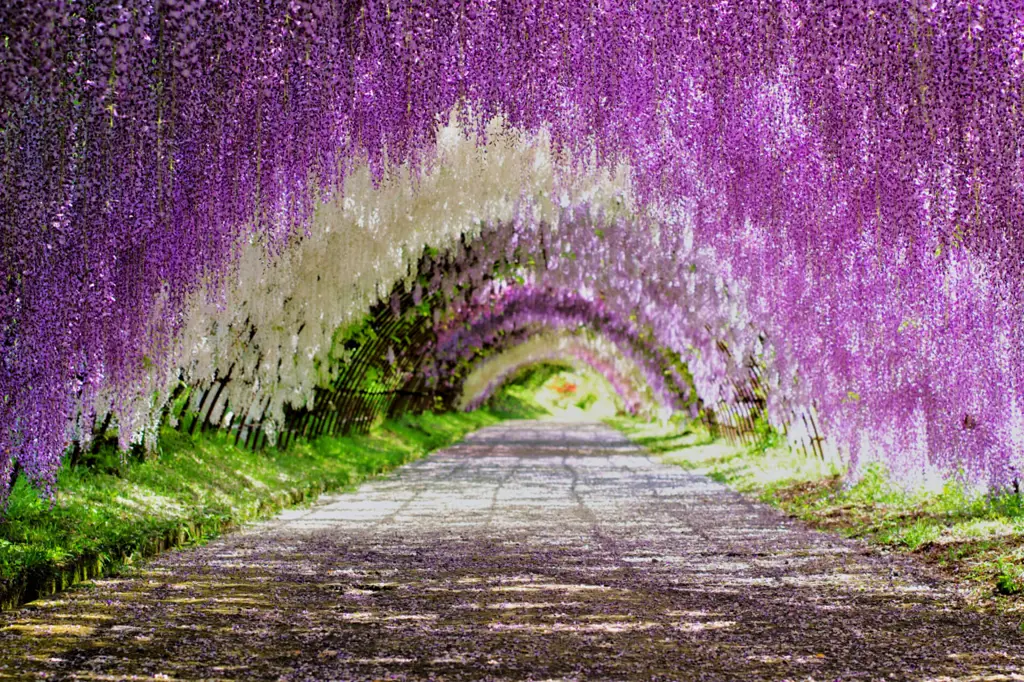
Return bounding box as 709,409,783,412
1,407,521,610
611,415,1024,612
604,417,715,459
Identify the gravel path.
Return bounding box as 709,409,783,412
2,420,1023,681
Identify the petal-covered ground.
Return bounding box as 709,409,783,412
1,421,1022,681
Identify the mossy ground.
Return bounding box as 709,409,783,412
610,416,1024,616
0,409,514,608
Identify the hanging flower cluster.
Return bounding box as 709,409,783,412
3,1,1024,501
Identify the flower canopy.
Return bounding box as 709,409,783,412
2,1,1023,500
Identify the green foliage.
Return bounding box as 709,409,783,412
886,520,943,551
996,560,1024,595
483,362,575,417
748,413,783,454
503,362,575,391
487,363,624,420
842,462,903,506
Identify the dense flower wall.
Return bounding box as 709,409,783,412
3,2,1024,500
168,117,629,448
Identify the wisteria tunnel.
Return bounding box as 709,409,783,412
3,1,1024,679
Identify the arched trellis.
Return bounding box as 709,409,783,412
423,287,695,409
164,281,705,448
66,203,826,478
162,231,811,456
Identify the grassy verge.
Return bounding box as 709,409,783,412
0,408,513,611
609,416,1024,614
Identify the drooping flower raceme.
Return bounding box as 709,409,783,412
3,2,1024,501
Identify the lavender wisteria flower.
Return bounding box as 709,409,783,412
2,1,1023,501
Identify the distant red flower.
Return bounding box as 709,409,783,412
552,380,578,395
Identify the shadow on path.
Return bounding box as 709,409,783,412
1,421,1022,680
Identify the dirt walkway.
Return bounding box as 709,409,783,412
2,421,1022,680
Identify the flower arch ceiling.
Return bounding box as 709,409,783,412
2,1,1023,500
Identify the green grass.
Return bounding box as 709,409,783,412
0,408,517,608
996,559,1024,595
610,416,1024,612
489,362,627,420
